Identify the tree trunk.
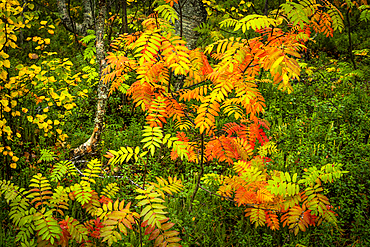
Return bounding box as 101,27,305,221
56,0,93,35
121,0,128,33
72,0,108,157
56,0,108,158
264,0,269,16
346,8,357,70
173,0,207,210
174,0,207,49
173,0,207,90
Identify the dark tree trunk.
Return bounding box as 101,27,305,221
174,0,207,49
346,8,357,70
264,0,269,16
122,0,128,33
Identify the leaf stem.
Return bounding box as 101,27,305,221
189,133,204,212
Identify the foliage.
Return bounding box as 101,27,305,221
0,153,183,246
258,60,370,244
1,0,369,246
0,0,90,176
102,0,348,237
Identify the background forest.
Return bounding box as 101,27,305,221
1,0,370,246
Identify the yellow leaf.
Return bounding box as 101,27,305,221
3,151,8,156
59,134,68,141
10,42,17,49
48,30,54,35
40,21,47,25
10,163,16,169
28,53,39,59
54,120,60,125
16,133,21,138
271,56,284,71
48,76,56,82
44,38,50,45
1,99,8,106
64,104,73,110
6,146,11,150
9,35,17,42
56,129,62,134
43,107,49,112
0,147,4,152
0,70,7,80
4,60,10,68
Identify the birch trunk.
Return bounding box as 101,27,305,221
174,0,207,49
173,0,206,90
56,0,93,35
72,0,108,157
56,0,108,157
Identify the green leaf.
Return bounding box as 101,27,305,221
140,205,152,217
137,199,150,207
285,172,291,182
143,210,154,222
152,203,167,209
141,137,153,143
292,173,297,183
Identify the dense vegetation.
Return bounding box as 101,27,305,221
1,0,369,246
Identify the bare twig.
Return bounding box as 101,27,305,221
70,160,144,189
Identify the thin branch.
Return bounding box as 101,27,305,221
70,159,144,189
199,185,233,201
189,133,204,212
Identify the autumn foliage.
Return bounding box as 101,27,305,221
102,0,347,236
0,0,350,246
